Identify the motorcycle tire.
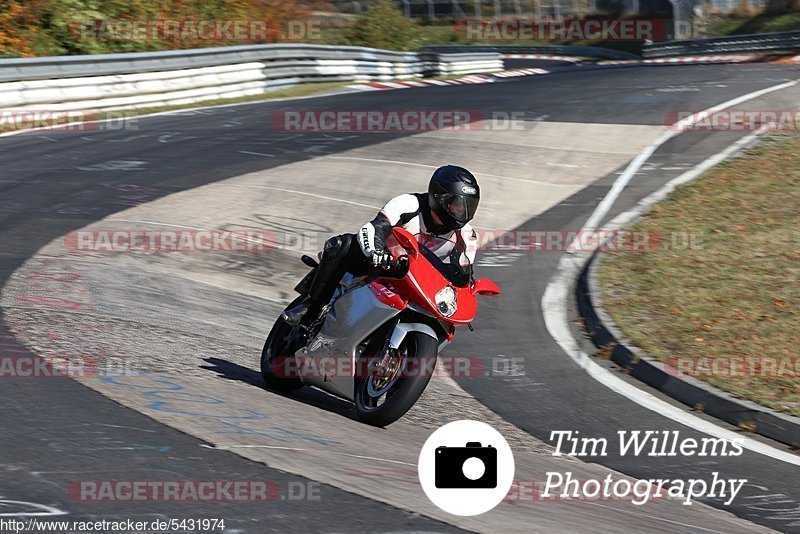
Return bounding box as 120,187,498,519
260,295,307,393
354,331,437,427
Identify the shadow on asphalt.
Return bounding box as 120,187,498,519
201,357,359,421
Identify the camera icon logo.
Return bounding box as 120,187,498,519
418,420,515,516
435,442,497,489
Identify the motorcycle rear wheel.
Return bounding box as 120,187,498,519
355,332,437,427
260,295,307,393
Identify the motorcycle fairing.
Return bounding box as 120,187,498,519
296,283,401,401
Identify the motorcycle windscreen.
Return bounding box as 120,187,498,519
385,233,472,287
414,234,472,287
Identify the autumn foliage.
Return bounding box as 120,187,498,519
0,0,329,57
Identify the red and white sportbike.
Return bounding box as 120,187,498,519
261,227,500,426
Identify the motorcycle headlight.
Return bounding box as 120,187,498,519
435,286,458,317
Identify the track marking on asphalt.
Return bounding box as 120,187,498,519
542,77,800,466
326,156,580,187
238,150,275,158
110,219,209,229
96,423,158,433
420,135,652,156
326,156,437,168
574,79,799,240
202,444,417,466
547,163,579,168
76,160,147,172
202,444,305,451
228,185,380,209
0,500,68,517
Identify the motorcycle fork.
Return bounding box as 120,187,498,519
370,317,402,375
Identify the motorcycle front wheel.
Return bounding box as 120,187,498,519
355,331,438,427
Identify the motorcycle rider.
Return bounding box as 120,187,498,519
282,164,481,326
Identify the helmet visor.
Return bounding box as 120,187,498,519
434,193,479,224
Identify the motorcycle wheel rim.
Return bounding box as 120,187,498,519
364,345,408,404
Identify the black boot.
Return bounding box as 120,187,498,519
283,234,357,326
282,298,324,326
281,301,309,326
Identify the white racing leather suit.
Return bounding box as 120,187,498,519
358,193,478,267
296,192,478,319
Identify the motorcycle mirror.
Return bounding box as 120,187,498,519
472,278,500,296
392,227,419,258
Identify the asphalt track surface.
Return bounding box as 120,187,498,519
1,61,799,532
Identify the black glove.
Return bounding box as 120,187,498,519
370,250,393,269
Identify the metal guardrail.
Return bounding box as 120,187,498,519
421,45,640,60
0,45,503,111
0,44,431,83
643,30,800,59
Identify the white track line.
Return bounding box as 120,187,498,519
542,78,800,465
230,185,380,210
0,500,68,517
109,219,211,230
575,79,799,244
318,155,436,169
325,156,579,188
238,150,275,158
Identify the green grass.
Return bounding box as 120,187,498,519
599,132,800,416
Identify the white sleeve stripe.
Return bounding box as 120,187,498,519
358,222,376,256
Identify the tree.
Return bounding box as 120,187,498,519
0,0,330,57
0,0,38,57
346,0,421,51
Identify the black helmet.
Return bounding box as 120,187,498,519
428,165,480,230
